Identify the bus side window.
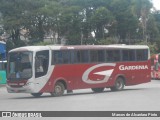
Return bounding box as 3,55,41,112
62,51,70,64
80,50,89,63
53,51,63,64
90,50,98,63
114,50,120,61
106,50,120,62
74,50,89,63
122,50,135,61
106,50,113,62
52,50,71,64
90,50,105,63
98,50,105,62
75,51,81,63
70,50,75,63
136,49,148,61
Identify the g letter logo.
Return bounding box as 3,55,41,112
82,63,116,84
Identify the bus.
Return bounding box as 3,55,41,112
0,41,6,84
0,60,7,84
151,53,160,79
0,41,6,60
6,45,151,97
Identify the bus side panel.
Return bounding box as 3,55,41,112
50,64,113,90
40,63,115,92
116,60,151,86
40,64,92,92
40,60,151,93
72,64,114,89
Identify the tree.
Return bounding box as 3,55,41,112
0,0,27,49
0,0,159,50
22,0,50,43
106,0,139,43
91,7,113,40
131,0,153,42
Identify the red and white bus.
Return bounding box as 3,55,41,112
151,53,160,79
6,45,151,97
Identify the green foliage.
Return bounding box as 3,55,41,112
33,41,54,46
135,41,157,55
96,37,118,45
0,0,160,55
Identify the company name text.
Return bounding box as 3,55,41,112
119,65,148,71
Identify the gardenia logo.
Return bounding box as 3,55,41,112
119,65,148,71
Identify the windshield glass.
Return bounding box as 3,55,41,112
7,51,33,80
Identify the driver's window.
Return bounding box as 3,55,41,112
35,50,49,78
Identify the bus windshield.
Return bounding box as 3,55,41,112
7,51,33,80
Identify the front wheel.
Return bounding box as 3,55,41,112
110,77,125,91
31,93,43,97
91,88,104,93
51,82,65,97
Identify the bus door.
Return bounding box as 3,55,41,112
34,50,51,91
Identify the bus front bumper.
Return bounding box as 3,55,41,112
6,82,36,93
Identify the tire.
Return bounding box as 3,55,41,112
51,82,65,97
31,93,43,97
91,88,104,93
110,77,125,91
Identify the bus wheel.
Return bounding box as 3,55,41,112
91,88,104,93
31,93,43,97
51,82,65,97
110,77,124,91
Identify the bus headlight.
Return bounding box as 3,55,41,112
25,82,33,86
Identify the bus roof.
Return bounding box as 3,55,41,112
48,44,149,50
9,44,149,52
0,41,6,44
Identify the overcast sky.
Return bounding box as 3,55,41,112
152,0,160,10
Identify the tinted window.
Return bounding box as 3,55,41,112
136,49,148,61
62,51,70,64
74,50,89,63
122,50,135,61
52,50,70,64
52,51,62,64
98,50,105,62
90,50,98,62
106,50,120,62
81,50,89,63
70,50,75,63
90,50,105,63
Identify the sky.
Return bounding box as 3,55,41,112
152,0,160,10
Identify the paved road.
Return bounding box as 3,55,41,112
0,80,160,111
0,80,160,120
